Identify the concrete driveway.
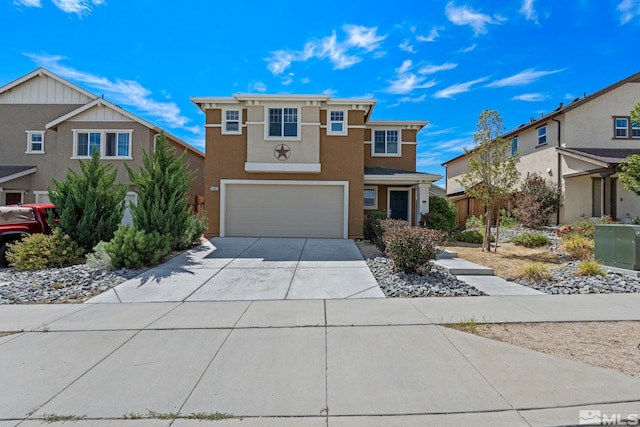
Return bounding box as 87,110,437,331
88,237,384,303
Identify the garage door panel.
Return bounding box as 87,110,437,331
225,184,344,238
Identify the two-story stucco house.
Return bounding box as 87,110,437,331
443,71,640,225
0,68,204,220
191,94,441,238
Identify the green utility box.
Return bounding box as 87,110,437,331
595,224,640,270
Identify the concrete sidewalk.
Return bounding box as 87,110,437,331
88,238,384,303
1,295,639,426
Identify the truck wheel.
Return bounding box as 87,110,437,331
0,242,8,268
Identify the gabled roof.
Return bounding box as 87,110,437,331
46,98,204,158
0,68,97,100
442,70,640,166
0,166,38,184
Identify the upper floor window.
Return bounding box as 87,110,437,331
26,131,44,154
633,122,640,138
374,130,399,155
511,137,518,156
615,117,629,138
328,110,347,135
268,107,298,138
74,130,132,159
537,126,547,145
223,109,241,134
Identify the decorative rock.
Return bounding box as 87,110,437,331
0,263,141,304
366,257,486,298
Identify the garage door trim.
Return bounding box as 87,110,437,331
220,179,350,238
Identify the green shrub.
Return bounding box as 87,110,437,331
382,225,446,274
422,196,457,233
49,150,127,252
499,209,517,228
6,229,84,270
465,215,484,230
126,133,197,251
576,260,606,277
363,211,387,245
179,212,208,250
511,232,551,248
86,241,111,265
106,225,171,269
454,230,484,244
515,262,551,281
517,173,562,228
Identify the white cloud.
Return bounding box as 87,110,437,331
343,25,386,51
249,81,267,92
434,77,488,99
419,62,457,75
323,88,338,97
445,2,504,36
300,77,311,84
397,94,426,103
618,0,640,24
24,53,195,131
265,25,386,75
51,0,104,16
385,60,437,95
459,43,477,53
512,93,548,101
416,26,443,42
520,0,539,23
416,152,444,169
399,39,416,53
14,0,42,7
486,68,564,87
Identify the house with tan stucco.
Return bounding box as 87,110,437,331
191,94,441,238
0,68,204,221
443,71,640,225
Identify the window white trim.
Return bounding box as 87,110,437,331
615,117,630,138
72,129,133,159
386,187,412,225
511,137,518,156
264,106,301,141
26,130,45,154
222,108,242,135
219,179,349,238
327,109,348,136
371,129,402,157
633,122,640,139
537,126,547,145
364,186,378,210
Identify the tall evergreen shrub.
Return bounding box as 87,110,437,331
125,132,198,250
49,150,127,252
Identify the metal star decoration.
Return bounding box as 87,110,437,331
274,144,291,160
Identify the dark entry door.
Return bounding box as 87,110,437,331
389,190,408,220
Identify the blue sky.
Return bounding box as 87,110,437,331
2,0,640,183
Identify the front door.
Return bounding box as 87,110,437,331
389,190,408,221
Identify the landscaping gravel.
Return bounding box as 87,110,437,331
0,263,141,304
366,256,486,297
514,261,640,295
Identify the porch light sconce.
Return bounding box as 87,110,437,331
547,168,553,176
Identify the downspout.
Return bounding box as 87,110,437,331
551,116,562,224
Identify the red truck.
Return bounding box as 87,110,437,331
0,203,56,267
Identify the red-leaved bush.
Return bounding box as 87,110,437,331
382,225,446,274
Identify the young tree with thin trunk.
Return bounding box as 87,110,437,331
457,110,520,252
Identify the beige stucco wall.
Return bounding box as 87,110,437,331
617,180,640,220
564,82,640,149
444,156,468,194
245,105,320,164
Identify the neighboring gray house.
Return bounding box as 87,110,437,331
0,68,204,218
443,71,640,224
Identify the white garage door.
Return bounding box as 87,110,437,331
224,182,346,238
